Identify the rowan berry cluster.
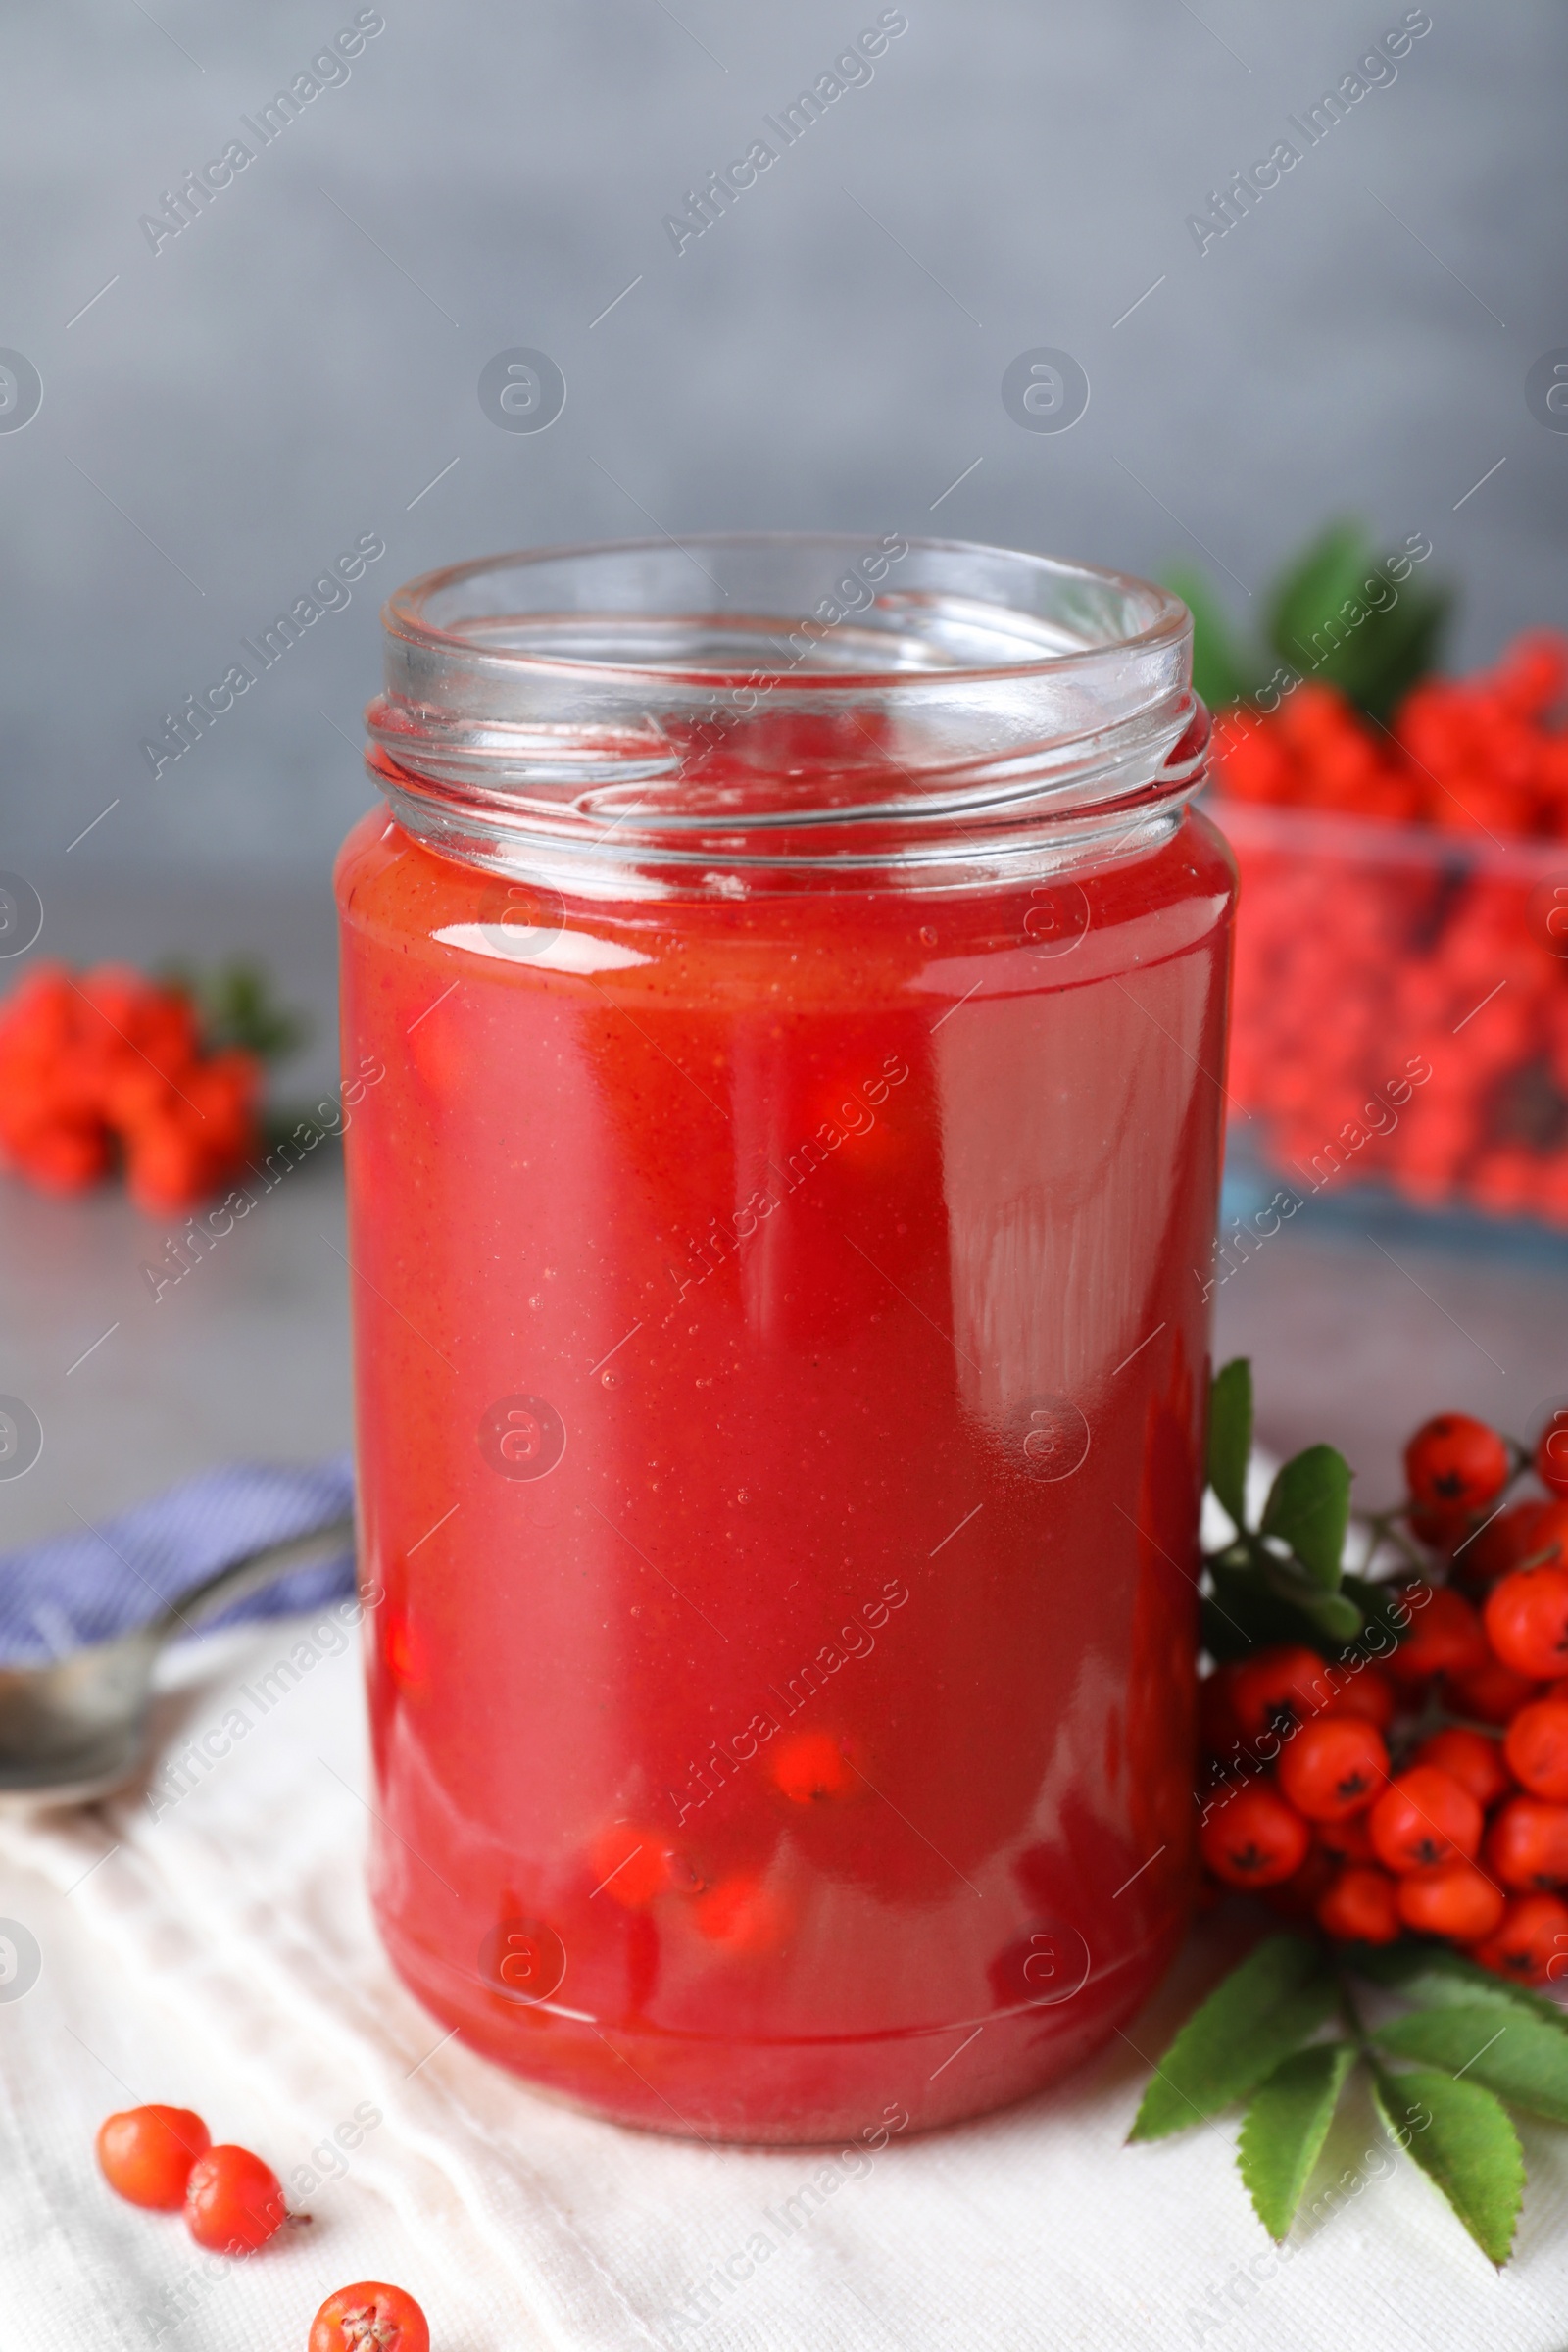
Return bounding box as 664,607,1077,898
0,963,263,1214
1215,632,1568,834
1212,637,1568,1225
95,2102,428,2346
1200,1409,1568,1985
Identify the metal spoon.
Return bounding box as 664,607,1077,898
0,1516,356,1804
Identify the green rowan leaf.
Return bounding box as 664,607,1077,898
1203,1562,1303,1660
1372,2066,1524,2268
1202,1559,1362,1661
1206,1359,1252,1531
1339,1573,1415,1648
1129,1936,1335,2141
1267,521,1374,672
1201,1592,1263,1663
1238,2041,1357,2241
1376,2004,1568,2125
156,956,310,1064
1353,1940,1568,2027
1161,568,1265,711
1261,1446,1351,1589
1284,1585,1365,1646
1263,519,1449,724
1331,578,1451,724
201,959,310,1062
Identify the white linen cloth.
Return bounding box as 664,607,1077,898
2,1617,1567,2351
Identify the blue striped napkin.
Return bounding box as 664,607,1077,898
0,1456,356,1666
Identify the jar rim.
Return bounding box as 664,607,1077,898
367,533,1204,894
380,531,1191,691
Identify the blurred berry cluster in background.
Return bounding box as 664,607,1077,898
0,961,303,1214
1187,527,1568,1228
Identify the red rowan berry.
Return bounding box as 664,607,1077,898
1323,1666,1396,1730
381,1609,426,1692
1264,1842,1339,1922
10,1123,107,1192
1199,1782,1311,1887
123,1111,212,1217
183,2145,287,2253
1316,1812,1376,1868
1369,1766,1483,1875
1230,1645,1333,1742
1444,1653,1544,1726
770,1729,855,1804
1524,1502,1568,1565
310,2283,430,2352
1485,1566,1568,1680
1396,1861,1506,1944
1469,1891,1568,1986
1503,1696,1568,1803
1277,1717,1389,1822
1463,1501,1568,1591
587,1823,687,1907
1317,1865,1400,1944
1485,1794,1568,1891
1386,1586,1487,1684
691,1875,791,1952
1408,1502,1473,1553
96,2106,210,2210
1404,1414,1512,1513
1412,1726,1511,1811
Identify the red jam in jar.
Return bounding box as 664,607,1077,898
336,536,1233,2141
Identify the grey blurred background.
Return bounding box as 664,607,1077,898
0,0,1564,1541
2,0,1561,893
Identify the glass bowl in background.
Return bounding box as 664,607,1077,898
1213,795,1568,1228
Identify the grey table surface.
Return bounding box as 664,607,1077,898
2,873,1564,1550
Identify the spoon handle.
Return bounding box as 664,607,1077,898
150,1515,357,1643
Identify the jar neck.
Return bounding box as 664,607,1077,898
364,535,1208,896
368,702,1210,897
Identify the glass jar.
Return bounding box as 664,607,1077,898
335,534,1234,2143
